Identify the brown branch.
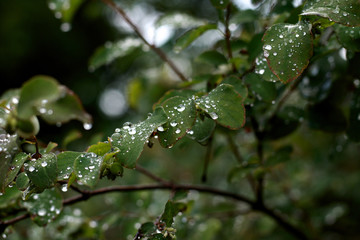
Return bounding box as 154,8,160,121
101,0,188,82
135,164,171,185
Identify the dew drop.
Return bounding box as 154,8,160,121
41,162,47,167
157,126,165,132
175,129,181,134
61,184,68,192
177,105,186,112
279,34,284,39
209,112,218,120
170,122,178,127
83,123,92,130
115,128,121,133
29,166,35,172
264,45,272,50
38,209,46,216
128,128,136,135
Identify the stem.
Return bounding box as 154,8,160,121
201,136,213,182
227,134,244,164
101,0,188,82
224,4,237,73
136,165,171,185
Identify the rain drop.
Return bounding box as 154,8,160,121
29,166,35,172
170,122,178,127
41,162,47,167
83,123,92,130
209,112,218,120
157,126,165,132
264,45,272,50
61,184,68,192
38,209,46,216
177,105,185,112
175,129,181,134
128,128,136,135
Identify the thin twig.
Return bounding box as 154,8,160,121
201,136,213,182
224,4,237,73
135,165,171,185
101,0,188,82
227,134,244,164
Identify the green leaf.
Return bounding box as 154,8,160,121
154,89,199,108
48,0,85,23
44,142,58,154
222,76,248,100
111,107,168,168
16,115,40,138
0,131,19,192
87,142,112,156
346,88,360,141
5,152,29,187
307,101,347,133
334,24,360,52
16,172,30,191
25,153,58,190
157,97,197,148
138,222,156,236
38,86,92,126
160,200,187,227
17,75,60,119
74,152,103,188
262,22,313,83
187,117,216,144
196,50,228,66
22,188,63,226
210,0,230,9
0,186,22,210
174,24,218,52
148,234,166,240
244,73,277,102
255,53,279,82
57,151,83,180
265,145,293,167
196,84,245,129
89,38,143,71
301,0,360,27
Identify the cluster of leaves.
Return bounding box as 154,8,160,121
1,0,360,239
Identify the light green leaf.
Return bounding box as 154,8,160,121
301,0,360,27
158,97,197,148
57,151,83,180
17,76,60,119
87,142,111,156
74,152,103,188
334,24,360,52
111,107,168,168
174,24,218,52
196,84,245,129
25,153,58,190
22,188,63,226
89,38,143,70
262,22,313,83
48,0,85,23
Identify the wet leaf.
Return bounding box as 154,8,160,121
262,22,313,83
48,0,85,23
346,88,360,141
187,116,216,144
74,152,103,188
0,186,22,210
89,38,143,70
157,97,197,148
87,142,111,156
301,0,360,27
57,151,83,181
174,24,217,52
244,73,277,103
334,24,360,52
5,152,29,187
138,222,156,236
25,153,58,190
160,200,187,227
154,89,198,109
22,188,63,226
17,76,60,119
111,107,168,168
196,50,228,66
148,234,166,240
38,86,92,126
16,172,30,191
196,84,245,129
222,75,248,100
255,53,279,82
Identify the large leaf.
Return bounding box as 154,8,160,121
158,97,197,148
22,188,63,226
334,24,360,52
17,76,60,119
74,152,103,188
301,0,360,27
346,88,360,141
89,38,143,70
262,22,313,83
196,84,245,129
111,107,168,168
25,153,58,190
174,24,218,52
0,131,19,192
57,151,83,180
38,86,92,126
222,76,248,100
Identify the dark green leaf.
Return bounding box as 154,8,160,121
244,73,277,102
57,151,83,181
111,107,168,168
196,50,228,66
16,172,30,191
158,97,196,148
139,222,156,236
187,117,216,144
301,0,360,27
196,84,245,129
174,24,217,52
255,53,279,82
262,22,313,83
0,186,22,210
74,152,103,188
148,234,166,240
346,88,360,141
22,188,63,226
154,89,198,109
222,75,248,100
160,200,187,227
265,145,293,167
5,152,29,187
25,153,58,190
335,24,360,52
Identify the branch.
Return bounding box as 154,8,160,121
135,164,171,185
100,0,188,82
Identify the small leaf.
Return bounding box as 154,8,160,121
38,86,92,126
48,0,85,23
87,142,112,156
25,153,58,190
244,73,277,103
22,188,63,226
111,107,168,168
301,0,360,27
187,117,216,144
262,22,313,83
157,97,197,148
222,75,248,101
196,50,228,66
346,88,360,141
74,152,103,188
5,152,29,187
210,0,230,9
334,24,360,52
57,151,83,180
138,222,156,236
89,38,143,70
174,24,217,52
0,186,22,209
196,84,245,129
44,142,58,154
16,172,30,191
254,53,279,82
160,200,187,227
17,76,60,119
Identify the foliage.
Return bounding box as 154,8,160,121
1,0,360,239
